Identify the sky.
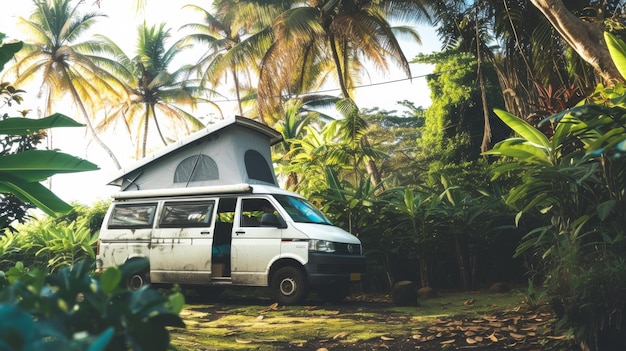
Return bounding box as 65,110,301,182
0,0,441,206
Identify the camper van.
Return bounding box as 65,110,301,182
96,183,366,305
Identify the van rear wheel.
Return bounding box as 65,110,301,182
126,269,149,290
271,266,308,305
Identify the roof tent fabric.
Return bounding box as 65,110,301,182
107,116,283,191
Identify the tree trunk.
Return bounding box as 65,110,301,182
455,234,471,290
417,245,431,288
65,77,122,170
531,0,624,85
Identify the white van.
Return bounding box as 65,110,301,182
96,183,366,305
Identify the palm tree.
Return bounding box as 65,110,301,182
273,95,337,190
179,3,261,116
5,0,127,168
250,0,431,117
88,22,206,159
431,0,602,123
249,0,431,186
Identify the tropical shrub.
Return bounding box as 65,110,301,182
0,258,185,351
0,34,99,218
484,32,626,350
0,199,108,272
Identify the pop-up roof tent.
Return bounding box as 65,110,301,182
107,116,283,191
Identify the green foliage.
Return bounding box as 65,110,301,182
0,34,22,72
0,200,108,272
0,33,99,216
56,199,110,235
415,50,506,168
24,219,97,271
521,279,547,311
362,107,425,188
485,34,626,348
0,258,185,351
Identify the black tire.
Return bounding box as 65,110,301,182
126,269,149,290
271,266,309,305
316,282,350,303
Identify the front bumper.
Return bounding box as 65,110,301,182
304,252,367,286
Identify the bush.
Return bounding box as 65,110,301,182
0,200,109,272
0,258,185,351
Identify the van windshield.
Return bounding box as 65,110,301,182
273,195,333,225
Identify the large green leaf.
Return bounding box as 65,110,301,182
0,176,73,215
484,139,552,165
0,113,84,136
0,40,23,71
0,150,99,182
493,109,550,149
605,31,626,80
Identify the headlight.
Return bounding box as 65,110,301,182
309,239,335,252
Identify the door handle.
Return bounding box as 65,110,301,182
201,231,211,235
235,230,245,235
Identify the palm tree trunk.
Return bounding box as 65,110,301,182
531,0,623,84
141,104,150,158
65,78,122,170
232,66,243,116
329,34,351,99
330,34,384,189
417,246,430,288
476,8,491,153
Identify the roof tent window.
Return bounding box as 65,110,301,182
174,155,219,183
244,150,274,183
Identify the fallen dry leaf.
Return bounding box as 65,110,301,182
440,339,456,345
332,332,348,340
488,333,498,342
466,337,477,344
235,339,252,344
510,332,526,340
381,336,394,341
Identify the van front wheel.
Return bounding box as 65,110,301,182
271,266,308,305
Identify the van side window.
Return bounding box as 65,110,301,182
160,201,215,228
240,198,280,227
108,204,157,228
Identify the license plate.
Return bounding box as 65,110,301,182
350,273,361,281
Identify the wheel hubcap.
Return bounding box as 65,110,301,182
128,274,144,290
279,277,297,296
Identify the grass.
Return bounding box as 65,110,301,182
168,287,528,351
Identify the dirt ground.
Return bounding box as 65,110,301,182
176,288,578,351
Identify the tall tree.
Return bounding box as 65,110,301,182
249,0,431,186
5,0,126,168
179,3,260,116
88,23,205,159
531,0,623,84
431,0,623,126
250,0,431,118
